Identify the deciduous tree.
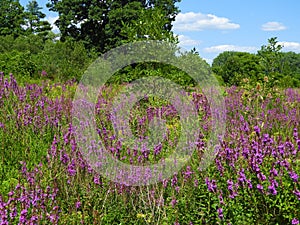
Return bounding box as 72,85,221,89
46,0,181,53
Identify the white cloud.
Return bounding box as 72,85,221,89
261,22,287,31
202,57,213,65
204,45,257,53
278,41,300,52
177,35,201,47
47,16,59,33
173,12,240,32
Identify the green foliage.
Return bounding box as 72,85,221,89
212,37,300,88
24,0,52,38
0,34,96,82
212,51,264,86
46,0,181,53
121,5,178,43
0,0,26,37
107,49,210,89
35,38,97,81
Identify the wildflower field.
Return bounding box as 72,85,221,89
0,72,299,224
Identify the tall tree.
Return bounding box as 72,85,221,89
46,0,181,53
25,0,52,37
0,0,26,37
257,37,284,84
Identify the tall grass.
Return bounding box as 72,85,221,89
0,73,299,224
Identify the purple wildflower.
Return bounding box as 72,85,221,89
293,189,300,200
292,218,299,225
171,198,177,208
227,179,234,191
154,143,162,156
194,179,199,187
93,176,101,185
75,201,81,209
289,171,299,182
257,172,266,181
246,179,253,189
19,209,28,223
270,167,278,177
257,184,264,192
254,125,260,136
183,166,193,180
41,70,48,77
217,208,224,219
171,173,178,187
268,184,277,195
67,159,76,176
238,169,247,184
205,178,217,192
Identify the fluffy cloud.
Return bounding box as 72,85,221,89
261,22,287,31
279,41,300,52
173,12,240,32
177,35,201,47
47,16,59,33
204,45,257,53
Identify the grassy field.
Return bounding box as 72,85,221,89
0,73,299,224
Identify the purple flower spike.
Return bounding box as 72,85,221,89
293,189,300,200
289,171,299,182
171,198,177,208
75,201,81,209
270,167,278,177
254,126,260,136
217,208,224,219
268,185,277,195
292,218,299,225
257,184,264,192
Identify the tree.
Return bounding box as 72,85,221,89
25,0,52,38
280,51,300,87
121,5,178,43
212,51,264,86
0,0,26,37
46,0,181,53
257,37,284,84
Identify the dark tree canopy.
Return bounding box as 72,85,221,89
0,0,26,37
46,0,181,53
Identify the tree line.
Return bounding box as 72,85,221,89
0,0,299,88
1,0,195,83
212,37,300,88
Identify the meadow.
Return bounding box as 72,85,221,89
0,72,299,224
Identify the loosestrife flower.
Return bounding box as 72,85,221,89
254,125,260,136
75,201,81,209
293,189,300,200
41,70,48,77
289,171,299,182
217,208,224,219
171,198,177,208
268,184,277,195
257,184,264,193
205,178,217,192
19,209,28,223
270,167,278,177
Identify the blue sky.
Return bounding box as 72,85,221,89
174,0,300,63
20,0,300,64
